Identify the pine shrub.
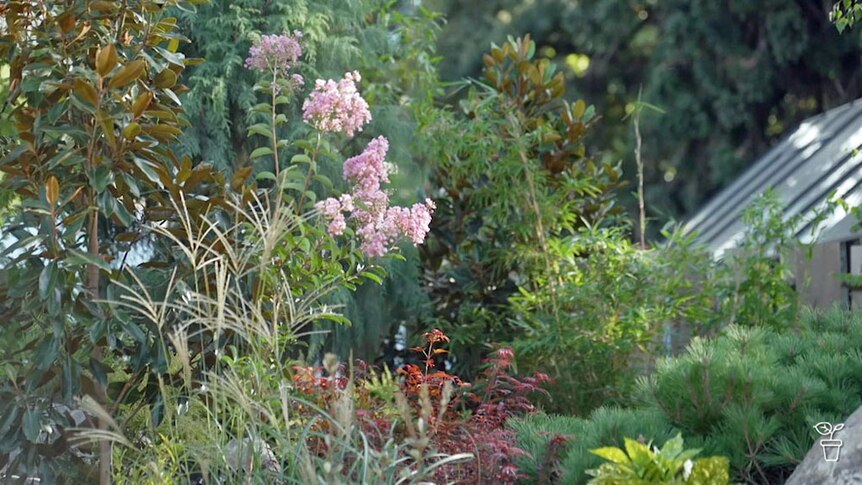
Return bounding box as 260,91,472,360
513,306,862,484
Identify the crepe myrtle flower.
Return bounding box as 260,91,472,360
245,32,304,93
302,71,372,137
316,136,435,258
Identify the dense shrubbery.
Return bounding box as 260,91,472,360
0,0,853,483
512,307,862,484
419,35,726,413
0,0,442,481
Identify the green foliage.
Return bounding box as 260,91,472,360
422,34,625,377
511,407,678,484
103,203,465,484
509,226,716,413
832,0,862,32
429,0,862,223
514,307,862,484
174,0,374,171
587,434,729,485
173,0,443,360
0,0,221,478
714,190,806,330
0,0,429,480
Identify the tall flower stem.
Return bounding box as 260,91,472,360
296,133,322,214
271,70,281,180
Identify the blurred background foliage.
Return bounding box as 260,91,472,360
427,0,862,226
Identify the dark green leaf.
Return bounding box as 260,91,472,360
22,407,41,443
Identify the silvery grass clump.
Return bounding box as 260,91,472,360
70,192,469,484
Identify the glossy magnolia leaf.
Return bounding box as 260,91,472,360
46,176,59,206
153,45,185,66
73,78,99,106
95,44,118,77
39,262,59,300
113,201,133,227
91,166,112,192
108,60,146,89
124,121,142,140
22,407,41,443
65,249,112,272
132,91,154,118
154,69,177,89
90,0,118,12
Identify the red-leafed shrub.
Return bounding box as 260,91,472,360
291,330,550,483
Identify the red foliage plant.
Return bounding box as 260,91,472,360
290,330,551,483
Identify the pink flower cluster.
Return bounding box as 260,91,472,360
302,71,372,137
316,136,435,257
245,32,304,91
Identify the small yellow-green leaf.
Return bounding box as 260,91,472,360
89,1,118,12
590,446,631,465
108,60,146,89
573,99,586,119
46,176,59,206
123,122,141,140
95,44,118,77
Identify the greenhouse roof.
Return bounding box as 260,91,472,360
684,98,862,257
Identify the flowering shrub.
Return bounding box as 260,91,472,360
245,32,305,92
302,71,371,137
317,135,435,257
